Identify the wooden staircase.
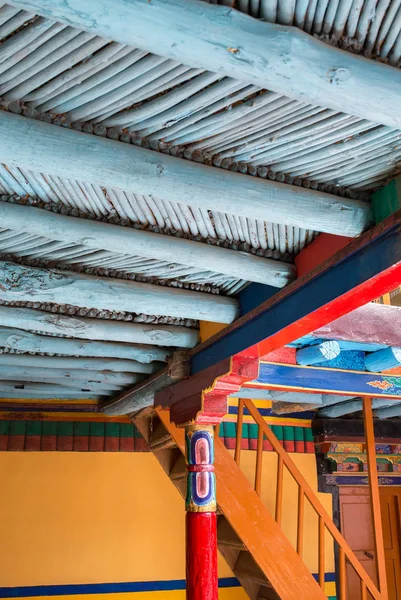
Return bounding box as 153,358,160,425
133,401,384,600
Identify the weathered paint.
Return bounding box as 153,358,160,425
0,260,239,324
8,0,401,128
0,202,294,288
190,210,401,374
0,354,160,374
0,326,169,363
0,112,372,236
0,304,199,348
318,398,397,418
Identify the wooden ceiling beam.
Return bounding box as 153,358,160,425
0,111,371,236
8,0,401,129
0,201,294,288
0,260,239,324
0,304,199,348
0,326,170,362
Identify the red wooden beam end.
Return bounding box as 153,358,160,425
156,351,259,427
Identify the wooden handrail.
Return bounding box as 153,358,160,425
241,398,384,600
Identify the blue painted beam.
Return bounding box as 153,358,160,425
296,341,340,365
365,347,401,372
9,0,401,128
247,362,401,399
191,210,401,374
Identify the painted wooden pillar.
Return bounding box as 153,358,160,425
185,424,218,600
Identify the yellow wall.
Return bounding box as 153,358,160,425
0,452,233,587
0,449,335,597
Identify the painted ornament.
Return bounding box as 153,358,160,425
185,426,216,512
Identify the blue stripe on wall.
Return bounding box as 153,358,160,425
0,579,240,598
0,575,336,597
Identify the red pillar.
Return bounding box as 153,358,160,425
185,424,218,600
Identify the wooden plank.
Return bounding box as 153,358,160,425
0,260,239,324
191,210,401,374
318,398,395,418
8,0,401,128
363,397,388,597
0,112,371,236
0,304,199,348
0,202,294,288
249,362,401,399
374,402,401,419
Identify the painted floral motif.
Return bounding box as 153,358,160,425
367,375,401,394
367,380,394,391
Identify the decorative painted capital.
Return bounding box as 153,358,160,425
155,349,259,426
185,425,216,513
174,351,259,426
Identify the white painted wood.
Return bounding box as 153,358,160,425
0,326,169,362
297,341,341,365
0,381,103,399
364,347,401,372
374,402,401,419
0,260,239,324
0,353,160,373
0,304,199,347
0,112,372,236
319,397,396,417
321,393,357,406
0,202,294,288
0,372,123,392
8,0,401,129
269,390,322,404
0,365,141,386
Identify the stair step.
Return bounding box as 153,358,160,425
235,552,271,587
217,518,245,549
169,454,187,481
149,420,176,450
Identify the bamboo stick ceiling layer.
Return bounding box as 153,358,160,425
1,0,401,405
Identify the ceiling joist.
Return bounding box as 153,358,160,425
0,111,371,236
0,201,294,288
0,260,239,323
8,0,401,128
0,304,199,347
0,326,170,362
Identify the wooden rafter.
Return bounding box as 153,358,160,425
8,0,401,128
0,111,371,236
0,201,294,288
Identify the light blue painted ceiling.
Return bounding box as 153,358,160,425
1,0,401,406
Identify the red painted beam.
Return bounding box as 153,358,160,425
191,209,401,374
295,233,351,278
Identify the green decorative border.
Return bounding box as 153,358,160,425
0,420,314,453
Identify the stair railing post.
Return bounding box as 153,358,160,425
185,423,218,600
363,396,388,598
